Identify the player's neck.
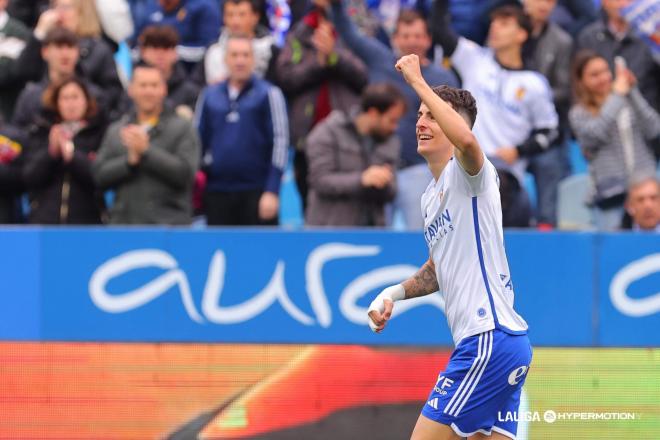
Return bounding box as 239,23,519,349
427,149,454,181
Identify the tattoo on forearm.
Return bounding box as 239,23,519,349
403,262,439,299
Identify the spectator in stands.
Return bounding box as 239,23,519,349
432,1,559,227
133,0,220,66
523,0,574,221
569,50,660,231
305,83,404,227
16,0,124,119
0,116,25,223
275,1,368,213
523,0,573,133
327,0,458,230
550,0,598,38
23,77,106,224
0,0,31,121
577,0,660,113
138,25,201,120
196,35,288,226
623,176,660,232
93,63,200,224
444,0,596,46
492,157,533,227
203,0,280,85
12,28,107,129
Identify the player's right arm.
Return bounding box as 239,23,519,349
396,54,483,176
368,258,439,333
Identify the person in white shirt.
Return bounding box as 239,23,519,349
368,54,531,440
431,1,560,227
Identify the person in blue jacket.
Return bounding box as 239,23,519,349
196,34,289,226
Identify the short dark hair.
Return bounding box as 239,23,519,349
490,5,533,39
43,76,97,121
223,0,260,14
138,25,179,48
431,85,478,128
394,9,428,35
43,26,79,47
360,83,407,114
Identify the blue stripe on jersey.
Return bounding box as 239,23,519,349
472,196,528,337
471,196,500,328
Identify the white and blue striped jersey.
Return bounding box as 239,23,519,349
421,156,528,346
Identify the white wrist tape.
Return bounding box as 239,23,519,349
367,284,405,331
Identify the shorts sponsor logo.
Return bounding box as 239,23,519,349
507,365,529,385
433,375,454,395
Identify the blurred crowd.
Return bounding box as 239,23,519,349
0,0,658,231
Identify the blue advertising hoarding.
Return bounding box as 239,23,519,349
0,228,658,346
597,234,660,346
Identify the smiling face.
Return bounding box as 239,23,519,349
580,56,613,98
416,102,452,159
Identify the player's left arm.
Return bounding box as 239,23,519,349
395,54,483,176
367,258,439,333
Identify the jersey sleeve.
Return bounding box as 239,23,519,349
450,37,485,81
451,155,499,196
529,74,559,130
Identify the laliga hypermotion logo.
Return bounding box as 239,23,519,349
88,243,446,326
609,253,660,317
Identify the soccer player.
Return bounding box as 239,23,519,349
368,54,532,440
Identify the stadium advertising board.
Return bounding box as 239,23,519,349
0,229,658,346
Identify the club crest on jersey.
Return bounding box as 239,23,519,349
424,209,454,247
515,87,526,100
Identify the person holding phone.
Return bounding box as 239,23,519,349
569,49,660,230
